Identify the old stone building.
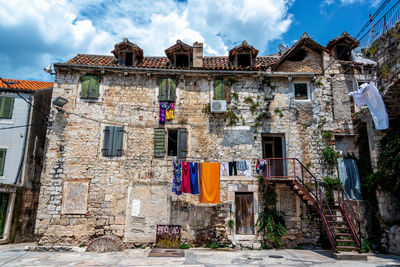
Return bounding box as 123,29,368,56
35,33,375,250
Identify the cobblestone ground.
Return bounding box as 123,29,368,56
1,243,400,266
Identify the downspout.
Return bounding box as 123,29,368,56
13,94,32,185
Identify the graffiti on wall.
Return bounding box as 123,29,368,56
155,225,181,248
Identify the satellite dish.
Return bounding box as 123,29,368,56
44,64,53,73
278,44,288,53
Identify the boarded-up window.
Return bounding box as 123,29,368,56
81,75,100,99
102,126,124,157
0,149,6,176
154,128,165,158
158,78,176,102
0,97,14,119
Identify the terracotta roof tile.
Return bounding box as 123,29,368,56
65,54,279,70
0,78,53,92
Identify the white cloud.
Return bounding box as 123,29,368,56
324,0,382,6
0,0,295,80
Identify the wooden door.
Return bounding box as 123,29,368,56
262,136,285,177
0,193,9,239
235,193,254,235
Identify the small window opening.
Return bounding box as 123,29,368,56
294,83,309,100
289,49,307,61
167,129,178,156
175,54,189,67
237,54,251,67
336,45,351,61
125,52,134,66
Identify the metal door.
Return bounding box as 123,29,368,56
235,192,254,235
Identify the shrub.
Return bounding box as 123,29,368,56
322,146,338,166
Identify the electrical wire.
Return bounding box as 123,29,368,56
0,124,44,131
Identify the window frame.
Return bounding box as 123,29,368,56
0,97,14,120
0,148,6,176
154,127,188,159
292,82,311,101
80,75,101,100
101,126,125,158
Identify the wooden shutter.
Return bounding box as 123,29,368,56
154,128,165,158
214,80,225,100
102,126,112,157
88,76,100,99
0,149,6,176
81,76,90,98
158,79,167,101
167,78,176,102
177,128,187,158
0,97,14,119
112,126,124,157
0,193,9,238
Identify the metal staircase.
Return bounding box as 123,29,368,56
263,158,361,253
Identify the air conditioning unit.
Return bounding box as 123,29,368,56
210,100,227,113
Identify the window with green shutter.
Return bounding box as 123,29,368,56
214,80,225,100
158,78,176,102
0,97,14,119
102,126,124,157
0,149,6,176
154,128,165,158
81,75,100,99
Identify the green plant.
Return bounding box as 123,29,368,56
362,239,371,253
255,112,266,122
318,118,327,129
279,111,284,118
244,96,254,104
322,176,341,204
367,42,377,55
293,244,304,249
227,76,238,86
256,208,287,248
204,240,226,249
322,146,339,166
250,102,259,114
379,64,391,78
78,243,86,248
274,107,280,114
312,78,323,87
203,103,210,114
261,77,271,87
179,242,191,249
322,131,333,143
232,92,239,101
225,110,239,126
226,219,235,234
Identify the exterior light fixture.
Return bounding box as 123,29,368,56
52,96,68,107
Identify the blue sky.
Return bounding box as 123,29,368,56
0,0,391,82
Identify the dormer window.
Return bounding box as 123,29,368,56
326,32,359,62
175,53,190,67
165,40,193,68
229,40,259,68
111,38,143,67
335,45,351,61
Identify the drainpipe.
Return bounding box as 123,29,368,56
13,94,32,185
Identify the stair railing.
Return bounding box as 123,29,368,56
336,184,362,250
264,158,338,252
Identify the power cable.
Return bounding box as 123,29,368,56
0,124,44,131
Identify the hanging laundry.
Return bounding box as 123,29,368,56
200,163,220,204
256,159,266,174
159,102,168,124
172,160,182,195
338,158,362,200
189,162,199,194
182,161,191,193
165,102,175,120
220,162,229,176
237,160,247,171
228,161,237,176
238,160,252,178
348,82,389,130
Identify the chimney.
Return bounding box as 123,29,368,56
193,42,203,68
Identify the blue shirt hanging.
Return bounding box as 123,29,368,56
189,162,199,194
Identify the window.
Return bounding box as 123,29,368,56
153,128,187,158
0,149,6,176
237,54,251,67
102,126,124,157
293,83,310,100
81,75,100,99
213,80,231,101
125,52,134,66
158,78,176,102
335,45,351,61
175,54,189,67
0,97,14,119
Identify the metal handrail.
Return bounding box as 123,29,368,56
264,157,337,251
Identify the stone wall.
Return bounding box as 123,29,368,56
35,44,358,247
